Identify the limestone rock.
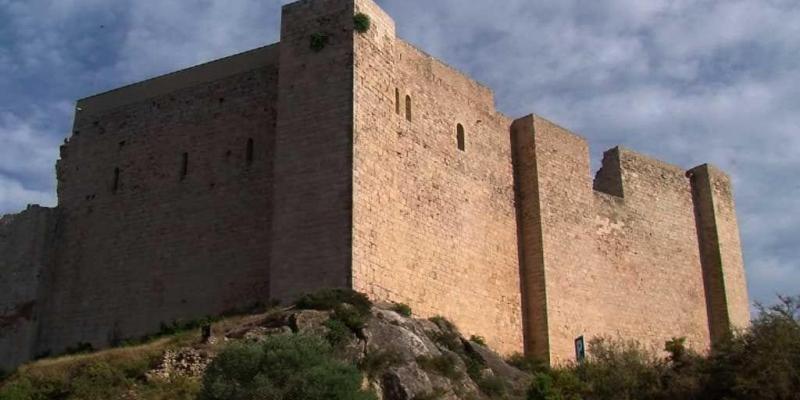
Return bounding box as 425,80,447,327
290,309,332,335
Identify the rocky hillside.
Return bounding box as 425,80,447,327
0,291,532,400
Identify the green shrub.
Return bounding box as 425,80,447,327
298,289,373,333
507,353,549,374
416,354,462,379
527,370,586,400
200,334,376,400
576,337,665,400
359,350,402,379
324,318,352,346
297,289,372,314
391,303,412,317
309,32,330,52
353,13,371,33
469,335,486,346
427,316,463,354
702,295,800,400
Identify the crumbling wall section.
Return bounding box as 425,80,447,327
0,206,57,369
34,45,280,357
513,117,715,364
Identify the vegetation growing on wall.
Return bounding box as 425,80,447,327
354,13,371,33
310,32,330,52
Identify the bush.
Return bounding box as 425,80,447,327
298,289,373,333
523,295,800,400
702,295,800,400
324,318,352,346
576,337,665,400
309,32,330,52
391,303,412,317
416,354,462,380
507,353,549,374
200,334,376,400
528,370,586,400
353,13,371,33
359,350,402,379
297,289,372,314
469,335,487,346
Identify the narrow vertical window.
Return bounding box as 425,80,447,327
395,88,400,115
405,95,412,122
180,152,188,180
457,124,465,151
246,138,254,166
112,168,120,193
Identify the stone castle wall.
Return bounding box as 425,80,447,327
0,0,750,368
32,45,280,356
512,116,748,363
0,206,57,369
352,0,524,355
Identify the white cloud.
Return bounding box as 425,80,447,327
0,175,55,214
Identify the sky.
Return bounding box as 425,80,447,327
0,0,797,307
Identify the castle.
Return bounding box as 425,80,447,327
0,0,750,369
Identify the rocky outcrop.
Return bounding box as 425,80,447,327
149,301,532,399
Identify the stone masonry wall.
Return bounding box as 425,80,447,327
513,116,724,364
352,0,524,355
689,164,750,343
34,47,280,356
268,0,357,302
0,206,57,369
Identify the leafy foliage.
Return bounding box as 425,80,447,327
298,289,373,334
507,353,549,374
416,354,462,379
359,350,403,379
200,334,375,400
470,335,487,346
353,13,371,33
309,32,330,52
391,302,413,317
524,294,800,400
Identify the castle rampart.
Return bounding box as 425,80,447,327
0,0,749,369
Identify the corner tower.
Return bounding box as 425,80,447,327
270,0,357,301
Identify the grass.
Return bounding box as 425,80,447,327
0,332,203,400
